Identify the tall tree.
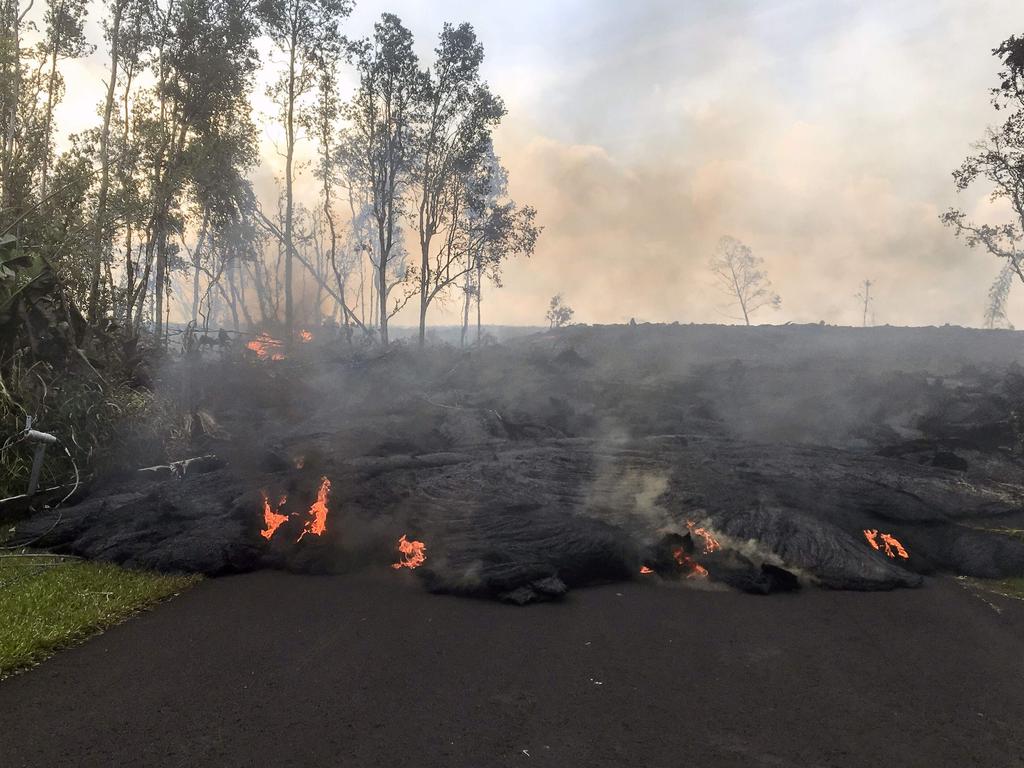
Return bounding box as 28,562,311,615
259,0,352,342
340,13,419,345
943,35,1024,291
410,22,504,346
141,0,261,344
709,235,781,326
38,0,93,200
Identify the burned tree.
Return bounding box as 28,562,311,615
709,235,780,326
856,279,873,327
943,35,1024,293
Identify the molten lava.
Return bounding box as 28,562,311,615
673,547,709,579
297,476,331,542
687,520,721,554
246,332,286,361
260,492,288,540
863,529,909,559
392,535,426,570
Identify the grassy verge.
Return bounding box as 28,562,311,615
0,554,199,677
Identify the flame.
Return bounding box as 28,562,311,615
297,476,331,542
246,332,286,361
863,529,909,559
672,547,708,579
294,456,305,469
391,535,426,570
299,329,313,342
639,565,654,575
687,520,721,554
260,491,288,540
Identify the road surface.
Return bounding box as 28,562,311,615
2,572,1024,767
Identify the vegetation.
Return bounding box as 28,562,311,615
545,293,573,328
0,553,198,676
0,0,545,493
709,235,781,326
943,35,1024,323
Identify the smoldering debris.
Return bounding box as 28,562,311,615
11,325,1024,602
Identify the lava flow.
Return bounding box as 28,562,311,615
392,535,426,570
297,477,331,542
673,547,709,578
259,492,288,540
246,332,286,361
687,520,721,554
863,529,909,559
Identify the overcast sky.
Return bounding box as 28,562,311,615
44,0,1024,327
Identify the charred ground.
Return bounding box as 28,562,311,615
14,323,1024,602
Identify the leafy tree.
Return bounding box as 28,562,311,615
709,235,781,326
546,293,573,328
259,0,352,341
340,13,419,345
943,35,1024,292
985,263,1015,329
410,22,505,346
38,0,94,199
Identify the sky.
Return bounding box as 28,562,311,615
37,0,1024,327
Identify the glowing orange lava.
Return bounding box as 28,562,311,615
260,491,288,540
246,332,285,361
687,520,721,553
297,476,331,542
672,547,708,579
863,529,909,559
299,329,313,342
391,535,426,570
640,565,654,575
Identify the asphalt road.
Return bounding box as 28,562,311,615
2,573,1024,768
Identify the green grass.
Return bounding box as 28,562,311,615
990,577,1024,600
0,554,199,676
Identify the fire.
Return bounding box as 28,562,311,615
260,491,288,540
863,529,909,559
297,476,331,542
672,547,708,579
298,329,313,342
640,565,654,575
687,520,721,554
246,332,285,361
392,535,426,570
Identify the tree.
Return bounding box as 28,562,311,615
985,263,1014,329
855,279,873,327
410,22,505,346
340,13,419,346
943,35,1024,291
141,0,261,345
259,0,352,342
709,235,780,326
546,293,573,328
38,0,94,200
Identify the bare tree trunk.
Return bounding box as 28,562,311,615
87,0,123,322
460,268,471,348
190,212,209,324
283,34,297,343
476,259,482,345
